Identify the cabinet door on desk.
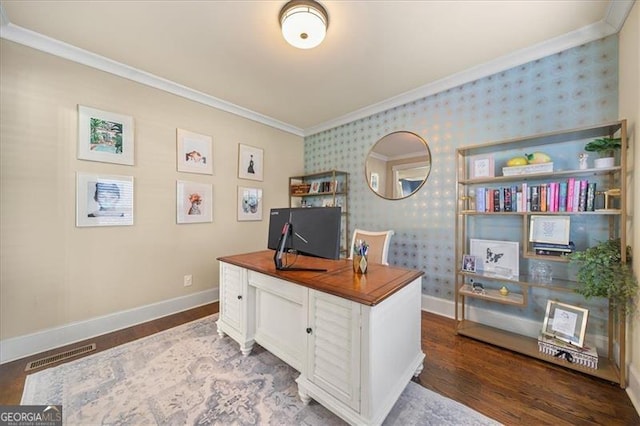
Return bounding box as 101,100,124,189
306,290,361,412
219,263,246,332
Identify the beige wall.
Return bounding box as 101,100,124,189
0,40,303,341
619,0,639,399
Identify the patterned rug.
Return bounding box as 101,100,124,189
22,314,500,425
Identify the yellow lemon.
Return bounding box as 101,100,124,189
525,152,552,164
507,156,528,167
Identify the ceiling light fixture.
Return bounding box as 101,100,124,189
279,0,329,49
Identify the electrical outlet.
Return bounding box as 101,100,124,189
183,274,193,287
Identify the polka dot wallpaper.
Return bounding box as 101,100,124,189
304,36,618,333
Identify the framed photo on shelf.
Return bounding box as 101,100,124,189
469,238,519,279
177,128,213,175
176,180,213,224
542,300,589,348
462,254,477,272
469,154,495,179
77,105,134,165
309,181,321,193
237,186,263,221
529,215,570,245
76,172,134,227
237,143,263,181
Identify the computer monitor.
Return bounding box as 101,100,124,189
268,207,342,266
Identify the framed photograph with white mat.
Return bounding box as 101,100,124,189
237,186,263,221
529,215,570,244
469,238,519,279
176,180,213,224
469,154,494,179
77,105,134,165
76,172,134,227
542,300,588,348
177,128,213,175
237,143,263,181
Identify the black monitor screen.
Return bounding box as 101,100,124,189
267,207,341,260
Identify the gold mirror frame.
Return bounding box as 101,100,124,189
365,131,432,200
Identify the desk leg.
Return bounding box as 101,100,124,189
240,341,254,357
298,387,311,405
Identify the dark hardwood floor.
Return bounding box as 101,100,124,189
1,303,637,425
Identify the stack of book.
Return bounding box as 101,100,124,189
532,241,575,257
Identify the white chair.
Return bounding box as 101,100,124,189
348,229,395,265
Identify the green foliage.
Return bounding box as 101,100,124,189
569,238,637,314
584,137,621,157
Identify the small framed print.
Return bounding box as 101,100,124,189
370,173,379,191
469,154,495,179
238,144,263,181
177,180,213,224
177,128,213,175
462,254,477,272
76,172,134,227
309,181,321,194
542,300,589,348
470,238,519,279
78,105,134,165
237,186,263,221
529,215,570,245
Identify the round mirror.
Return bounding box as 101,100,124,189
365,131,432,200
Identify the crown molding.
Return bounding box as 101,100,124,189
304,1,634,137
1,1,633,139
0,16,304,137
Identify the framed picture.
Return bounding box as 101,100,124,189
309,181,321,194
176,180,213,224
370,173,379,191
77,105,134,165
529,215,570,245
462,254,477,272
237,186,263,221
76,172,134,227
470,238,519,279
177,128,213,175
237,144,263,181
542,300,589,348
469,154,495,179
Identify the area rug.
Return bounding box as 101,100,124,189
22,314,500,425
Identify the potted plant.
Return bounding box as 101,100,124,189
584,137,621,168
568,238,637,314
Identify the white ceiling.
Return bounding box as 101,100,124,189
0,1,634,136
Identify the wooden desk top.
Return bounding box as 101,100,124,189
217,250,424,306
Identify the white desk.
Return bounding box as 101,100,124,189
216,250,425,426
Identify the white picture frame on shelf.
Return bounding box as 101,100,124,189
469,238,519,279
76,172,134,227
529,215,570,245
542,300,589,348
469,154,495,179
176,180,213,224
77,105,134,165
177,128,213,175
237,186,263,221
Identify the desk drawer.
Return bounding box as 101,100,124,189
248,271,306,305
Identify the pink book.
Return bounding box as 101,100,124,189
566,178,575,212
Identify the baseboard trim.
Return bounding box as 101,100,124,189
0,288,219,364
